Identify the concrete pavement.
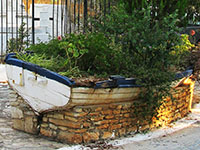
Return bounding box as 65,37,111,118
120,112,200,150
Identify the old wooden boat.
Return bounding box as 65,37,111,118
5,53,193,113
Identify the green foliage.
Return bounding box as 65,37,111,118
78,32,123,76
58,34,88,76
21,32,123,77
121,0,200,26
91,2,191,121
27,39,65,58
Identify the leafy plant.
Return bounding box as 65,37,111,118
58,34,88,77
90,2,193,123
121,0,200,27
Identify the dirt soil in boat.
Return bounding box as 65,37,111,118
71,76,108,87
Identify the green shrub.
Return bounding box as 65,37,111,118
21,32,124,77
90,2,193,120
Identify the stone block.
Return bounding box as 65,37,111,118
105,115,115,119
91,116,104,122
24,111,35,116
10,101,20,107
124,113,130,118
127,126,137,133
139,124,149,131
102,131,113,139
53,114,64,119
83,122,91,128
109,119,119,124
110,124,122,130
12,119,25,131
83,132,100,143
94,120,109,125
58,131,82,144
73,107,83,113
68,128,87,133
119,119,128,123
41,123,48,128
96,124,109,129
95,107,103,112
122,122,131,127
113,110,121,115
101,110,112,115
116,105,122,110
40,128,53,137
43,117,48,122
58,126,68,131
25,116,38,134
109,104,117,109
65,111,88,117
49,118,82,129
11,107,23,119
118,128,126,136
47,113,64,119
89,112,100,116
64,116,79,122
49,123,58,130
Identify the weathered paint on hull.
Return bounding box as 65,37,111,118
6,64,71,113
6,64,142,112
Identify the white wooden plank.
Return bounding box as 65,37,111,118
71,98,136,105
71,92,139,100
72,87,140,94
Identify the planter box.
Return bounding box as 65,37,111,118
5,53,195,143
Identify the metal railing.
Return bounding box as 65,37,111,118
0,0,111,63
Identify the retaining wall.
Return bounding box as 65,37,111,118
10,78,194,144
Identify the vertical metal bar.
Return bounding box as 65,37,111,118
21,0,24,51
56,0,59,37
11,0,14,49
69,0,71,33
16,0,19,50
6,0,8,52
99,0,102,12
108,0,110,14
90,0,93,31
61,0,64,36
74,0,76,32
32,0,35,44
84,0,88,33
64,0,68,34
78,0,80,32
104,0,106,16
99,0,102,24
31,0,35,44
26,0,29,47
1,0,3,62
95,0,97,19
52,0,55,38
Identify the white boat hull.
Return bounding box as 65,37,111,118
6,64,71,113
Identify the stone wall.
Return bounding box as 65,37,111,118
11,94,39,134
11,80,194,144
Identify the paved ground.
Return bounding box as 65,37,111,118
1,64,200,150
120,117,200,150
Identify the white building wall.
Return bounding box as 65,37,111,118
0,0,64,54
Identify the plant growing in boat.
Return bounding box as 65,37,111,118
58,36,88,77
